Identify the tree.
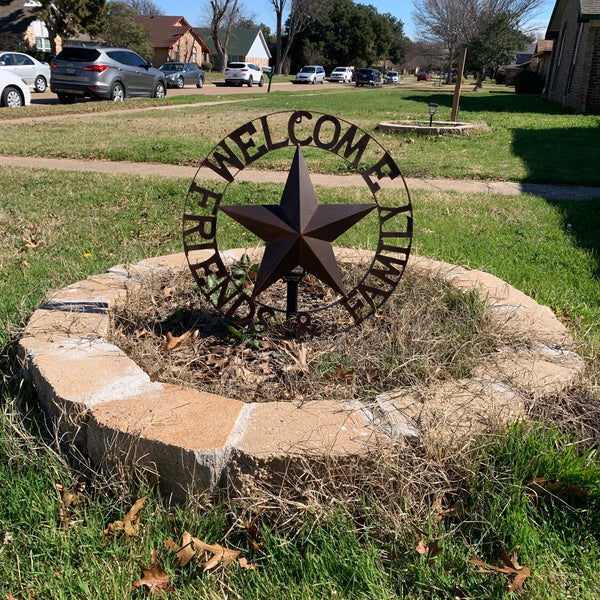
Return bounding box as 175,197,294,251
32,0,107,56
268,0,321,74
208,0,239,71
103,1,154,59
126,0,162,14
466,13,531,88
288,0,406,73
412,0,543,82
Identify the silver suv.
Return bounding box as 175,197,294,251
50,46,167,104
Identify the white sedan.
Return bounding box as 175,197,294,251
0,70,31,107
0,51,51,93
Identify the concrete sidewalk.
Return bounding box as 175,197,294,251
2,155,600,201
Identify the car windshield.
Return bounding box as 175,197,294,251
160,63,183,72
300,67,316,73
333,68,345,72
387,72,398,76
55,48,101,62
228,63,247,69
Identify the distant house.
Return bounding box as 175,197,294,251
194,28,271,69
497,42,535,84
134,15,211,66
545,0,600,114
0,0,60,54
531,39,554,85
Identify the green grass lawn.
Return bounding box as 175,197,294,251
1,85,599,185
1,90,600,599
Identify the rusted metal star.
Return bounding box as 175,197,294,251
220,146,376,298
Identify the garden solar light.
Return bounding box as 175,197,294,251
428,103,438,127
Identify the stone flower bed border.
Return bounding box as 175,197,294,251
19,249,584,500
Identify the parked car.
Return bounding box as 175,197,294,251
417,72,430,81
0,51,51,93
50,46,167,104
0,70,31,107
329,66,353,83
224,62,264,87
159,62,204,88
295,65,325,84
354,68,381,86
384,70,399,84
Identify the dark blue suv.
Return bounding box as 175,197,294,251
354,68,381,87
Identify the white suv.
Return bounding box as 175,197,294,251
224,62,264,87
295,65,325,84
329,66,353,83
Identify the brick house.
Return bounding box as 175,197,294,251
545,0,600,114
194,28,271,69
0,0,61,55
133,15,211,66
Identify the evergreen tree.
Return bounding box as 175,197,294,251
104,1,154,60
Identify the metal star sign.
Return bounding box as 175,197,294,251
220,146,376,299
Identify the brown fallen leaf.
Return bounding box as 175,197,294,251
416,538,442,560
191,536,241,571
164,531,196,567
132,549,174,594
239,557,258,570
526,474,587,502
163,330,199,351
164,532,242,571
103,495,147,539
470,546,531,592
55,482,83,531
22,236,40,250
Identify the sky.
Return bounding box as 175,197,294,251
155,0,556,40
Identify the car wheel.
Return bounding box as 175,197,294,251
311,78,316,84
196,77,204,88
110,82,125,101
34,75,47,93
153,81,166,98
258,76,264,87
176,76,184,89
57,93,75,104
247,77,253,87
1,86,24,107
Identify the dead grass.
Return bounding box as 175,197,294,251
109,262,509,405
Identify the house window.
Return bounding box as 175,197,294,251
174,50,180,61
192,51,197,63
35,38,51,52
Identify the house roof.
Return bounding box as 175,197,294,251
134,15,210,52
0,0,36,36
194,28,270,59
547,0,600,38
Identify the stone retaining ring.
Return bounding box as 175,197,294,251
19,249,584,500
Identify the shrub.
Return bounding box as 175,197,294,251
513,68,544,94
201,61,212,72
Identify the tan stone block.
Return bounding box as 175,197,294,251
473,346,584,397
22,307,109,341
377,378,525,443
46,273,127,305
136,253,188,272
88,386,244,499
490,303,573,347
232,400,374,458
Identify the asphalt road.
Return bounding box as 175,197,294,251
29,79,355,104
